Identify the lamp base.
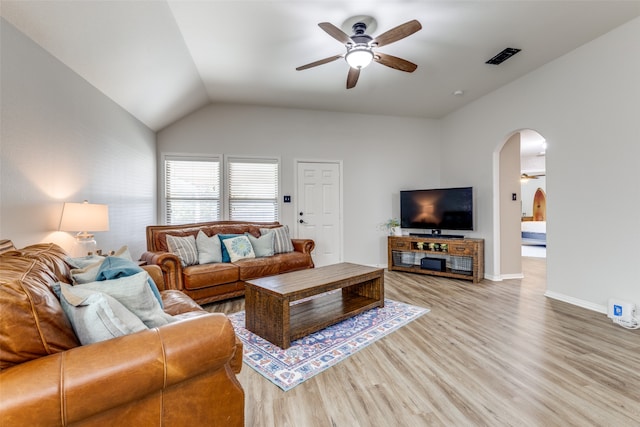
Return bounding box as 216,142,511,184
71,234,98,257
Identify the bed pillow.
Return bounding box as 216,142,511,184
260,226,294,254
55,282,148,345
73,272,175,328
218,234,241,263
222,236,256,262
166,234,198,267
246,232,274,257
196,230,222,264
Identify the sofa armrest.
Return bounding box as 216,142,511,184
0,314,242,426
292,238,315,255
140,251,184,291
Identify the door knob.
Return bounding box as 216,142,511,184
299,219,305,224
299,212,304,216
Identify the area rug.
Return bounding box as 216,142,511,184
227,299,429,391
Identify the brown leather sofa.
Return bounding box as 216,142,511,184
141,221,315,305
0,241,244,427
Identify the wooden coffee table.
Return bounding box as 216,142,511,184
244,262,384,349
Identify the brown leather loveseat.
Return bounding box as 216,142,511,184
141,221,315,304
0,241,244,426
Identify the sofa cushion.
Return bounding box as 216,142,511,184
246,232,274,257
260,226,294,254
73,272,175,328
17,243,72,283
166,234,199,267
222,236,256,262
182,263,240,291
273,251,316,274
0,239,16,254
233,257,280,280
55,282,148,345
196,230,222,264
0,256,80,369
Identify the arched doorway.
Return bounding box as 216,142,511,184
494,129,547,279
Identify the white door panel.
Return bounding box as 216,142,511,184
297,162,341,267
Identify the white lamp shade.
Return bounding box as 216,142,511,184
345,47,374,69
59,202,109,232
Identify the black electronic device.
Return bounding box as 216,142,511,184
421,257,446,272
400,187,473,233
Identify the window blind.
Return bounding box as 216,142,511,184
165,157,220,224
227,158,279,222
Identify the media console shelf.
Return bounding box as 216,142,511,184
387,236,484,283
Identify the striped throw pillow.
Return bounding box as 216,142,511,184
166,234,198,267
260,226,294,254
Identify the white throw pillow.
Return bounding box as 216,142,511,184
196,230,222,264
166,234,198,267
222,235,256,262
74,271,175,328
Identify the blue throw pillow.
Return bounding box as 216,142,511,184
95,256,164,308
218,234,241,263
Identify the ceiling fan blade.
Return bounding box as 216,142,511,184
346,67,360,89
373,19,422,48
296,54,343,71
374,52,418,72
318,22,352,44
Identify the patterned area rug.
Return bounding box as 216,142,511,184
228,299,429,391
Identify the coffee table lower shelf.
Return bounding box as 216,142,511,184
290,292,381,342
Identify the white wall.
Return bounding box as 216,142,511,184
0,19,156,258
521,177,546,218
157,104,441,266
441,17,640,309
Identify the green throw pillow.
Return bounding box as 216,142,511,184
196,230,222,264
55,282,148,345
246,232,275,257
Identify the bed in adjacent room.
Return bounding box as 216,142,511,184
521,220,546,246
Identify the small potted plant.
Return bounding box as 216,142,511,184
380,218,401,236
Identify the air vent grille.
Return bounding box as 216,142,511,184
485,48,521,65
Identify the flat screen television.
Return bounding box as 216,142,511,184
400,187,473,232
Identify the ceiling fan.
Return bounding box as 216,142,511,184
296,18,422,89
521,173,545,181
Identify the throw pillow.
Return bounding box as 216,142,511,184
74,271,175,328
95,256,163,308
166,234,198,267
222,236,256,262
54,282,148,345
246,232,274,257
260,226,294,254
69,245,133,284
217,234,241,263
196,230,222,264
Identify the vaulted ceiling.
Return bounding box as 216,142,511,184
2,1,639,131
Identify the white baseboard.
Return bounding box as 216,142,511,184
544,290,607,314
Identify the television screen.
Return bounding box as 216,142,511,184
400,187,473,231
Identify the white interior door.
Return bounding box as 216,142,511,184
296,161,342,267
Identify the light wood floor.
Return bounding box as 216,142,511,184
205,258,640,426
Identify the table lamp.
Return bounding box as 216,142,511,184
59,200,109,257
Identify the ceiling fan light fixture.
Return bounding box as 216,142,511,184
345,46,374,69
